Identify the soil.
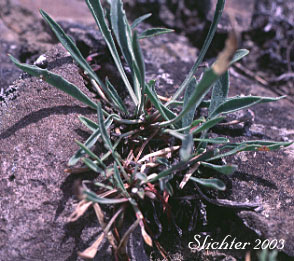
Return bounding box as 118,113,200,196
1,0,294,261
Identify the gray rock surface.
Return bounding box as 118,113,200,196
0,45,109,261
226,74,294,257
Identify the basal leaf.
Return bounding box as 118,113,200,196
209,71,229,115
158,68,219,127
68,116,112,166
84,190,128,204
190,177,226,191
97,102,113,151
210,96,285,118
76,140,106,168
194,137,229,144
133,31,146,112
106,78,128,114
201,162,237,175
78,116,99,132
9,55,97,109
145,81,176,121
138,28,174,39
180,134,193,161
229,49,249,65
131,13,152,29
182,77,198,130
83,158,104,173
40,9,109,96
86,0,138,105
191,116,224,135
169,0,225,104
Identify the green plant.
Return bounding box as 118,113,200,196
9,0,292,259
258,249,278,261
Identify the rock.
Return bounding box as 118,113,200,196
225,74,294,257
0,44,110,261
16,0,93,24
0,40,21,96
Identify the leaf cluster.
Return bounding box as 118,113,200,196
10,0,292,259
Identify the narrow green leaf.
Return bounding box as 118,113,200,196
201,162,237,175
110,0,134,72
68,116,112,166
133,31,146,112
182,77,198,130
106,78,128,114
190,117,206,128
40,9,110,95
221,140,293,151
210,96,285,118
191,117,224,135
83,158,104,173
229,49,249,65
190,177,226,191
207,144,248,161
97,102,113,151
148,150,216,183
169,0,225,103
131,13,152,29
114,163,128,194
180,134,193,161
209,71,229,115
163,129,185,140
84,190,128,204
94,181,114,191
221,140,292,149
86,0,138,105
145,81,176,121
79,116,99,132
97,102,130,182
158,68,219,127
194,137,229,144
9,55,97,109
138,28,174,39
76,140,106,168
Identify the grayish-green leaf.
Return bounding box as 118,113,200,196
138,28,174,39
83,158,104,173
133,31,146,112
40,9,109,95
145,81,176,121
209,71,229,115
180,134,193,161
131,13,152,29
85,190,128,204
86,0,138,105
194,137,229,144
76,140,106,168
78,116,99,132
68,116,112,166
97,102,113,151
158,68,219,127
229,49,249,65
169,0,225,104
106,78,128,114
182,77,198,130
210,96,285,118
201,162,237,175
190,177,226,191
191,117,224,135
110,0,134,74
9,55,97,109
